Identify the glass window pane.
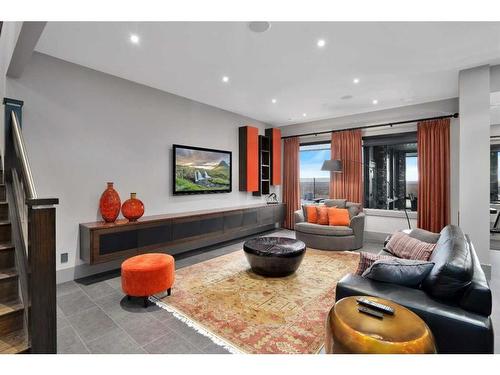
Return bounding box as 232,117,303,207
299,143,331,204
363,140,418,211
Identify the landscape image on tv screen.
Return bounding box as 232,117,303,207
174,145,232,194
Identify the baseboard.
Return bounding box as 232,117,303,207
363,231,390,243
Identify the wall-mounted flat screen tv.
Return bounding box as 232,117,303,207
173,144,232,195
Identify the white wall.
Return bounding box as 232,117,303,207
364,209,417,241
0,22,23,162
6,52,274,281
458,65,490,265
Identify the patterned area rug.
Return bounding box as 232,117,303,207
151,249,359,354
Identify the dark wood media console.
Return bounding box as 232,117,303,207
80,203,285,265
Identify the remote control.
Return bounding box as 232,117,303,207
358,306,384,319
356,298,395,315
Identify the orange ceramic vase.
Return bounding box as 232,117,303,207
121,193,145,222
99,182,121,223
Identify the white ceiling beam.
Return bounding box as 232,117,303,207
7,21,46,78
491,65,500,93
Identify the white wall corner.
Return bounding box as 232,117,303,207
458,65,491,265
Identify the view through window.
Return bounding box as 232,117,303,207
299,143,331,204
490,146,500,202
363,133,418,211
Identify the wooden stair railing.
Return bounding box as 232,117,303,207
0,100,58,354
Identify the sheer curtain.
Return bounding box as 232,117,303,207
282,137,300,229
330,129,363,203
417,118,450,232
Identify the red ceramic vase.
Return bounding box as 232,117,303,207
121,193,145,222
99,182,121,223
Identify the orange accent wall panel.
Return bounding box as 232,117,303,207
266,128,282,185
239,126,259,192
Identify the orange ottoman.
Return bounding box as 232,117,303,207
121,253,175,307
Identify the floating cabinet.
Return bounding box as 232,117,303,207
239,126,259,192
80,203,286,265
265,128,282,185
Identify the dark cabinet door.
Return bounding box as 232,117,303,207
99,230,138,255
224,210,243,231
242,209,259,226
259,205,275,225
138,223,172,247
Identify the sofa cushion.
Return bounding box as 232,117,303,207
295,222,353,236
304,205,318,224
324,199,347,208
302,203,317,222
378,249,394,257
316,206,329,225
422,225,474,301
356,251,396,275
346,202,362,218
386,231,436,261
327,207,350,226
362,258,435,288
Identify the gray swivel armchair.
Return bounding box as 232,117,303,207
294,199,365,251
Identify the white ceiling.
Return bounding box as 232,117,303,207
35,22,500,126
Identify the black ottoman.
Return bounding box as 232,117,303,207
243,237,306,277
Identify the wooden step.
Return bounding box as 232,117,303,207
0,269,18,303
0,221,11,243
0,299,24,335
0,185,5,202
0,202,8,221
0,329,29,354
0,243,15,269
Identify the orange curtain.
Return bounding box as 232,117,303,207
283,137,300,229
330,129,363,203
417,118,450,232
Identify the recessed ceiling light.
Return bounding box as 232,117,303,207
271,98,277,104
353,78,360,84
222,76,229,83
248,22,271,33
302,113,307,117
372,99,378,105
130,34,140,44
317,39,326,48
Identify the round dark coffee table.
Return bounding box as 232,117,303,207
243,237,306,277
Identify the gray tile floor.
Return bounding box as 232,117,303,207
56,229,499,354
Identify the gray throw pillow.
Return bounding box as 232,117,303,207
323,199,347,208
362,258,435,288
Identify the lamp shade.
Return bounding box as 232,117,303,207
321,159,343,173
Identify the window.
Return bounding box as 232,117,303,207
363,132,418,211
299,142,331,204
490,145,500,202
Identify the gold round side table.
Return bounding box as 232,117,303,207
325,296,436,354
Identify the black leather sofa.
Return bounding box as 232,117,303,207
336,225,494,353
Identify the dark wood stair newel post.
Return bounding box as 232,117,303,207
27,199,58,353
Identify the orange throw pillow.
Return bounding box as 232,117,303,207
305,205,318,224
327,207,351,226
316,206,329,225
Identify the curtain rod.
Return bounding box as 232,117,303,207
281,113,459,140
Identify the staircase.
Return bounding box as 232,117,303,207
0,167,29,354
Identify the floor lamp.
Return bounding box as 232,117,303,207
321,159,412,230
